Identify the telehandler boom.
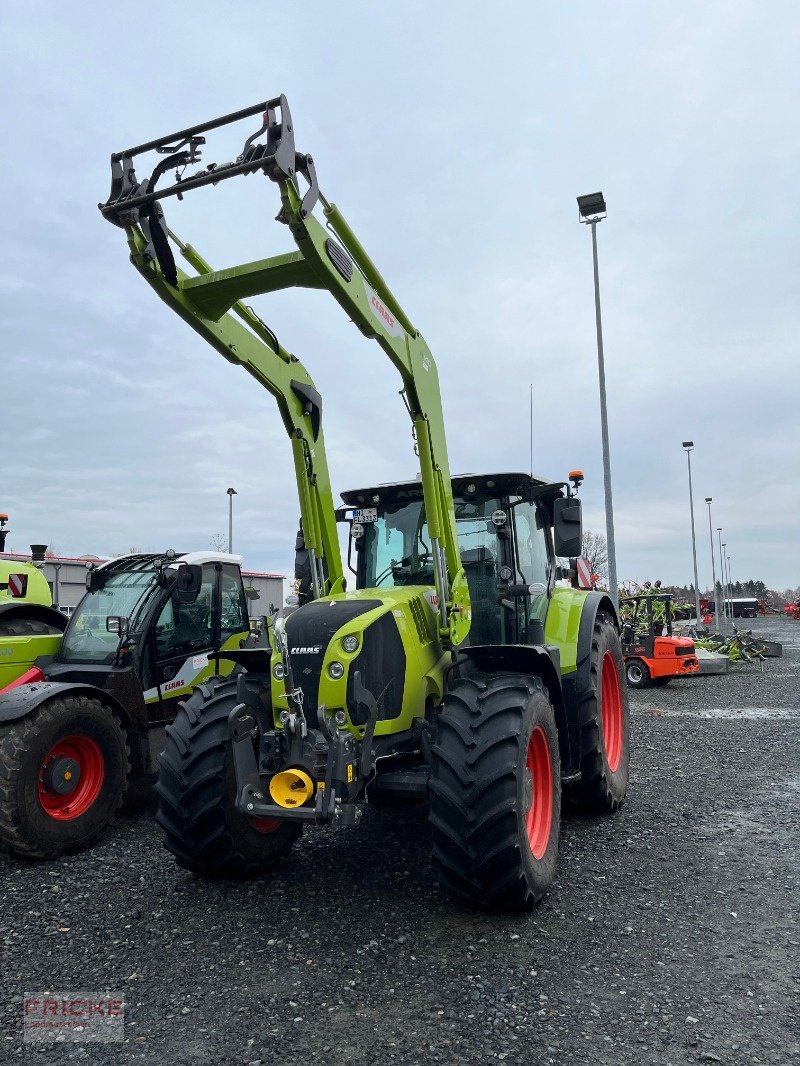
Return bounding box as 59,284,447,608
99,97,630,910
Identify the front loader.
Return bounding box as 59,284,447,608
99,97,630,910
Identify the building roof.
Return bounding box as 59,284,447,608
0,552,283,580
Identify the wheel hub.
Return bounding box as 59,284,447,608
42,756,81,796
37,734,105,821
601,652,623,772
525,725,553,860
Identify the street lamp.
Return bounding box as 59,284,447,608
227,487,237,553
727,553,733,620
577,191,618,609
682,442,701,624
705,498,720,632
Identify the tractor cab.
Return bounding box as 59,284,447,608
339,472,581,647
620,593,698,688
44,551,251,720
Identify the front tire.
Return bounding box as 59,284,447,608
155,676,301,877
429,673,561,912
625,657,651,689
0,696,129,859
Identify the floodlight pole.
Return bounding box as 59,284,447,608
717,529,727,629
682,442,701,625
578,194,618,610
727,553,734,621
705,498,720,632
227,487,237,554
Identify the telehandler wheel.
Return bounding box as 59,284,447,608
625,658,651,689
429,673,561,912
155,676,301,877
0,696,130,859
570,612,630,813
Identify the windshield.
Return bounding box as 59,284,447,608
361,496,501,589
60,565,160,664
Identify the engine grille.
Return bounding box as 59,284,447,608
346,612,406,725
284,599,380,727
409,595,431,645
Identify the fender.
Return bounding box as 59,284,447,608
554,592,619,771
0,680,128,726
455,643,571,772
574,592,619,697
0,602,68,632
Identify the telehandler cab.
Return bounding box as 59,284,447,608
100,96,630,910
0,550,252,858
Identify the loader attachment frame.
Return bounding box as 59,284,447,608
100,96,469,645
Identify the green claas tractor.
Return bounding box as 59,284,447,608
0,549,253,858
99,97,630,910
0,526,67,691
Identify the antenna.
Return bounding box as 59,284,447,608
529,383,533,479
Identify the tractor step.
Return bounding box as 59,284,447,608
368,768,430,801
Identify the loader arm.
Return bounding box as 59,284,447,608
100,95,469,645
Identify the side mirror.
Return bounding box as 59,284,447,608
106,616,129,635
553,497,582,558
175,563,202,604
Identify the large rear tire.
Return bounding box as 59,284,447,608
155,676,301,877
571,612,630,812
0,696,129,859
429,673,561,912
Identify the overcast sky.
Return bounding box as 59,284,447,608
2,1,798,593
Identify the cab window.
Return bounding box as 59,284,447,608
155,565,215,657
220,564,249,642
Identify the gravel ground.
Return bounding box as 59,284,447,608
2,615,797,1065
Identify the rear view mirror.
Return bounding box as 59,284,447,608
175,563,202,604
553,497,582,558
106,616,129,635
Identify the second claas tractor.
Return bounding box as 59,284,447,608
620,593,699,688
0,529,67,692
0,550,253,858
99,97,631,911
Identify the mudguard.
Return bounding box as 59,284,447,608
0,602,68,632
455,643,569,768
0,680,127,726
574,592,619,696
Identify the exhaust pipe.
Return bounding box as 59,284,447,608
269,768,314,808
30,544,48,567
0,514,8,553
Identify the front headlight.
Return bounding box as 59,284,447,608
328,661,345,680
342,634,359,654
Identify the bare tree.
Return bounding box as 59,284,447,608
581,530,608,582
210,532,227,552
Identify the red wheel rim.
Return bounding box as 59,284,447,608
601,651,623,772
37,734,105,821
525,725,553,860
249,816,281,834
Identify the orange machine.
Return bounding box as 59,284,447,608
621,594,699,688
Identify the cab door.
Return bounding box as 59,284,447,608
146,563,217,721
512,501,552,643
